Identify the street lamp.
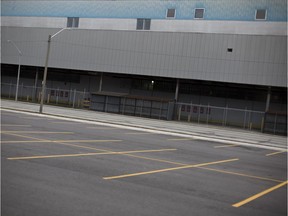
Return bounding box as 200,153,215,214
39,28,69,113
7,40,22,101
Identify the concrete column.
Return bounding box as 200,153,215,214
99,73,103,92
265,87,271,112
174,79,180,102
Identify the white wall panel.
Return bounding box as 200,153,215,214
2,16,287,36
1,16,66,28
2,27,286,87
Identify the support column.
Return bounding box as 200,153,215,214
99,73,103,92
174,79,180,102
265,87,271,112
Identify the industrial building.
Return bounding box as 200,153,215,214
1,0,287,134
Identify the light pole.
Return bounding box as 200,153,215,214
8,40,22,101
39,28,69,113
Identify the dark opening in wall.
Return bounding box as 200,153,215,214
227,48,233,52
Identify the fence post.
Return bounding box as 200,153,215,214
69,89,72,106
122,98,126,115
82,89,86,108
178,104,182,121
140,100,143,117
104,96,108,112
188,102,192,122
8,82,12,99
159,102,163,120
224,105,228,126
56,88,59,104
73,89,76,108
273,113,277,134
243,107,247,129
247,111,251,130
261,116,265,133
135,99,138,116
20,83,24,100
32,86,36,102
197,105,201,124
206,104,210,125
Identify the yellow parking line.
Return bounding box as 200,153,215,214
1,132,46,141
87,127,117,129
198,167,283,183
125,154,187,166
56,139,121,143
6,134,281,184
4,132,183,165
125,132,153,135
1,140,51,144
49,122,83,124
167,138,196,141
2,132,120,152
103,158,239,180
1,124,31,127
232,180,288,207
266,151,287,156
19,117,43,119
1,131,74,134
7,148,177,160
214,144,239,148
1,140,122,144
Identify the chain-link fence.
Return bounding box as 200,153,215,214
1,83,286,135
174,103,267,132
1,82,90,109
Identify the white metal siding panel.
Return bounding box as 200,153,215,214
2,27,286,87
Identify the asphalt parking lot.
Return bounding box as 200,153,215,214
1,109,287,216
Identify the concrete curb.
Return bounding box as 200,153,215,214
1,106,287,151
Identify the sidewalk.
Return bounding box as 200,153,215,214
1,99,287,151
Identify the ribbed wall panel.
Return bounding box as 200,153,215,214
1,27,287,87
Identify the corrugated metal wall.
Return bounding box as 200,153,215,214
2,27,287,87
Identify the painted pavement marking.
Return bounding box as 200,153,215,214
214,144,240,148
167,138,196,141
7,148,177,160
197,167,283,183
1,139,122,144
1,131,74,134
232,180,288,208
266,151,287,156
1,124,31,127
103,158,239,180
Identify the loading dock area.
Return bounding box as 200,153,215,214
1,110,287,216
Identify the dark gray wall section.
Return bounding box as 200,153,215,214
2,27,287,87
